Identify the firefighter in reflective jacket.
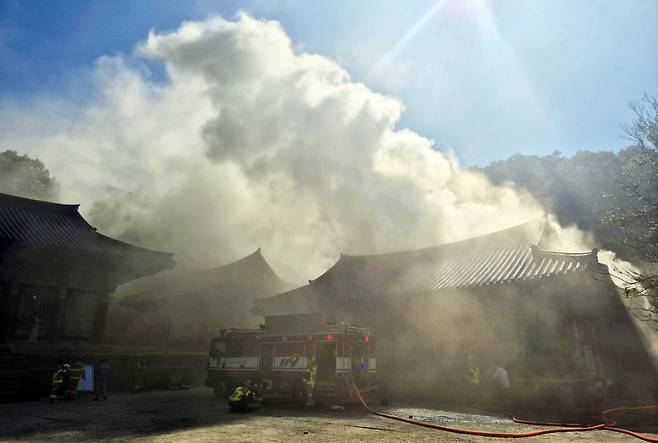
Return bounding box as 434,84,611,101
304,357,319,406
66,356,85,400
49,360,68,403
228,382,259,412
465,357,481,386
464,355,480,404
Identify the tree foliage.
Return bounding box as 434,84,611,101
484,150,624,250
603,95,658,317
604,94,658,264
483,94,658,321
0,150,59,201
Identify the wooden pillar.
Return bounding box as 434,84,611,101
0,247,14,342
91,294,110,344
0,282,21,342
48,286,68,344
0,285,8,343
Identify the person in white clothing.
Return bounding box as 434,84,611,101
491,363,510,390
489,359,512,406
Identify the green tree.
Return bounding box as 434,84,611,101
0,150,59,201
484,149,623,248
482,93,658,322
602,94,658,319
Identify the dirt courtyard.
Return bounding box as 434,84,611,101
0,387,655,442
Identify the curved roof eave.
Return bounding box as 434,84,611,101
311,219,547,286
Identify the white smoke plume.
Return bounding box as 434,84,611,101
0,14,561,282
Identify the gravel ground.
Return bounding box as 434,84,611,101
0,388,655,442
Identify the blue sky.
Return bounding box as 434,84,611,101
1,0,656,166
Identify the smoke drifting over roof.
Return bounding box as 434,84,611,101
0,14,587,282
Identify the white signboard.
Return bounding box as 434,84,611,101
77,364,94,392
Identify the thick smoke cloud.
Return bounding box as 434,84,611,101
0,14,567,282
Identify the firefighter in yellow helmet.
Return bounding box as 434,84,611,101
304,356,319,406
228,380,259,412
464,355,480,404
48,359,68,403
65,356,86,400
465,356,481,385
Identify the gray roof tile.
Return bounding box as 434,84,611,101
0,192,174,280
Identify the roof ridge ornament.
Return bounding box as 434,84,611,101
590,248,599,261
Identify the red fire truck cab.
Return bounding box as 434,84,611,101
205,314,377,404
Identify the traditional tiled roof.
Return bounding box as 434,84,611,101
254,220,599,314
0,192,174,279
321,220,597,294
121,248,297,305
382,246,593,294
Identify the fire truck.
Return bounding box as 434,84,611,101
205,313,377,405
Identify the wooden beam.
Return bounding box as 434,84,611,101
1,282,21,342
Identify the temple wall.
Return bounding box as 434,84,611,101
366,272,656,406
0,246,118,344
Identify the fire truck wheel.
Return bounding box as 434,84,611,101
214,382,229,398
291,380,308,406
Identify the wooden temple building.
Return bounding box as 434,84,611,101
0,192,175,345
112,249,296,349
254,220,657,406
0,193,176,400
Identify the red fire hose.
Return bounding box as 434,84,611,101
507,405,658,442
349,380,658,441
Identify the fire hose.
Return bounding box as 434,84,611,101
349,379,658,441
508,405,658,442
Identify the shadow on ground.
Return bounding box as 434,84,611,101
0,388,656,441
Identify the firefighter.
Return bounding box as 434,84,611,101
465,356,480,384
304,356,319,406
132,357,144,393
65,356,86,400
464,355,480,404
227,381,258,412
261,377,272,394
48,360,68,403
